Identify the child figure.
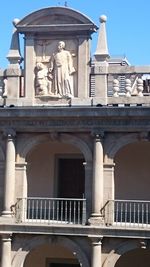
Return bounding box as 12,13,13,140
36,62,48,95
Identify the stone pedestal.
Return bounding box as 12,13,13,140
1,234,12,267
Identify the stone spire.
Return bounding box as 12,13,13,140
94,15,109,61
6,18,22,68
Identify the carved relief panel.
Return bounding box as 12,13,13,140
34,39,78,98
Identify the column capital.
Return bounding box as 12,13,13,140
89,235,103,245
1,233,12,242
3,128,16,139
91,130,104,140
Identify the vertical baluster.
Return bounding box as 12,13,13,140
69,200,72,223
129,202,132,225
48,200,51,222
56,200,59,222
148,202,150,226
133,202,136,224
44,200,46,221
27,199,30,221
61,200,63,222
137,203,140,225
116,202,119,224
31,199,34,221
125,202,127,224
40,200,42,221
78,201,80,224
35,199,38,221
52,200,55,221
113,79,119,97
146,203,148,226
142,203,144,225
65,200,67,222
73,201,76,224
120,202,123,224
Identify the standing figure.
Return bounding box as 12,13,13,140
49,41,75,98
35,62,48,95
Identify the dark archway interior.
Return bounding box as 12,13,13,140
115,248,150,267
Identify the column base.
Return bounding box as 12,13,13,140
88,213,104,226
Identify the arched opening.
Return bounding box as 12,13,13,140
23,243,80,267
115,141,150,201
114,248,150,267
112,141,150,225
26,141,85,199
16,140,86,224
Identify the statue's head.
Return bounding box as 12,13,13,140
58,41,65,51
36,62,44,70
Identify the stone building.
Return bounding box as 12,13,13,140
0,5,150,267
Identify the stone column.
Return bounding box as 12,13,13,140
91,133,104,221
2,131,16,217
91,237,103,267
1,234,12,267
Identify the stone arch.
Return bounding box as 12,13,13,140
12,235,90,267
17,133,92,213
105,133,142,161
18,133,92,164
0,142,5,161
103,240,139,267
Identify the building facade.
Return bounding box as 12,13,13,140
0,6,150,267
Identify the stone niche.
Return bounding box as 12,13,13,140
15,7,97,106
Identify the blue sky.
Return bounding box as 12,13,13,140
0,0,150,68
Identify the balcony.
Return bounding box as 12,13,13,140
103,200,150,228
15,197,86,225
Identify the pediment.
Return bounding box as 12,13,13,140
15,7,98,33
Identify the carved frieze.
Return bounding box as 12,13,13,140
0,118,149,131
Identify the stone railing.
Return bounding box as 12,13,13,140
107,65,150,105
108,66,150,104
15,197,87,225
102,199,150,228
91,64,150,106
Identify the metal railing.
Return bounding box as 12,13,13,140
103,200,150,228
15,197,86,225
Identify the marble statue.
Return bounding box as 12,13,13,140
35,62,52,96
49,41,75,98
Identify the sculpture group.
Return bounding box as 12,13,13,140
35,41,75,98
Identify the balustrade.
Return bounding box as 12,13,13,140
15,197,86,225
103,199,150,228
